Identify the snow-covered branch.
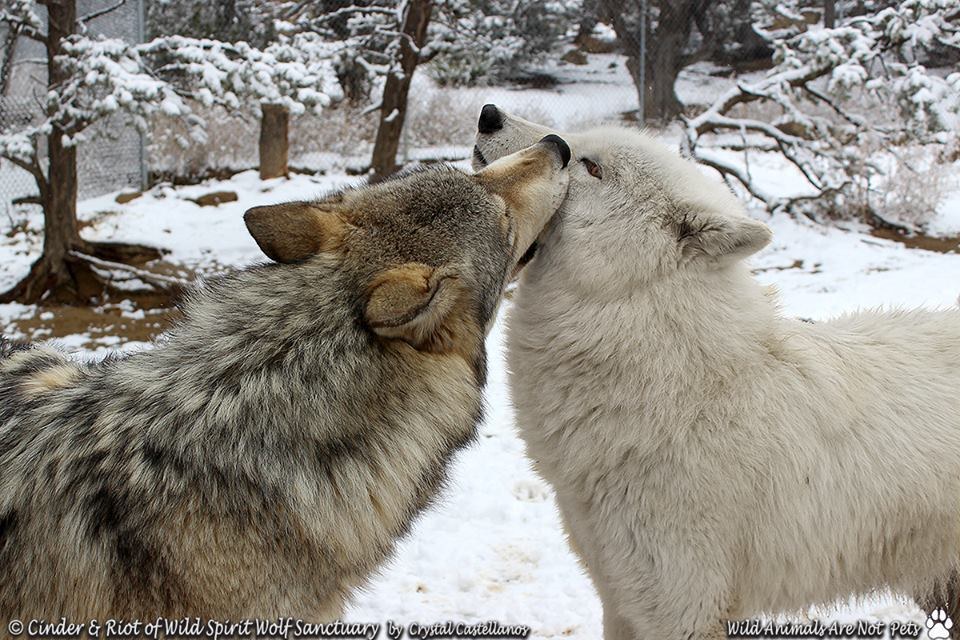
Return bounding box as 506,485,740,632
0,0,46,42
687,0,960,221
0,28,343,167
142,33,344,114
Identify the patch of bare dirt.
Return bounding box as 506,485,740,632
0,256,242,351
0,258,209,350
870,228,960,253
5,291,182,351
753,259,823,274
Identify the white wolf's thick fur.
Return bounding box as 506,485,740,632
476,115,960,639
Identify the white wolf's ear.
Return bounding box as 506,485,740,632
364,263,462,349
676,209,772,264
244,202,347,263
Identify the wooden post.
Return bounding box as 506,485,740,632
259,103,290,180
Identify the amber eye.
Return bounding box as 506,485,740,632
581,158,603,179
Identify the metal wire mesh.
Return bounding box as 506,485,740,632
0,0,144,222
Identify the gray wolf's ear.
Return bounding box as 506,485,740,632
244,202,347,263
365,263,461,349
677,210,772,263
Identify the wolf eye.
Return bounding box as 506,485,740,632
581,158,602,180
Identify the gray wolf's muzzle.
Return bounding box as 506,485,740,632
538,134,571,168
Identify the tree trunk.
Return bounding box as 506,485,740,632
37,0,85,298
369,0,433,183
724,0,774,71
644,3,694,122
824,0,836,27
574,0,600,47
603,1,644,118
603,0,694,122
643,38,683,121
259,104,289,180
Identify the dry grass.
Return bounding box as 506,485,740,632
837,134,954,229
147,80,562,180
875,146,955,229
149,108,259,178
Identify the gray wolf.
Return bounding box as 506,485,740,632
474,105,960,639
0,136,570,624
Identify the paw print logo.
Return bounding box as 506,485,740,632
927,608,954,639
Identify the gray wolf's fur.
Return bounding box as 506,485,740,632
0,143,568,623
475,110,960,639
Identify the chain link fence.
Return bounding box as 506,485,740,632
0,0,145,221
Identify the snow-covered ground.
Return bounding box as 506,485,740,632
2,52,960,639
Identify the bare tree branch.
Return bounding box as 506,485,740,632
694,149,780,209
69,251,184,290
0,14,47,43
76,0,127,33
684,1,960,227
3,153,47,188
802,84,866,128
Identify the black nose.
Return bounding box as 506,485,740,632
539,134,571,169
478,104,503,134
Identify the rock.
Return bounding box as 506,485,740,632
561,49,589,66
115,191,142,204
800,8,821,24
190,191,239,207
576,33,618,54
775,121,813,139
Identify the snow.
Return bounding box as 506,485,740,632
420,54,640,130
932,189,960,237
754,214,960,315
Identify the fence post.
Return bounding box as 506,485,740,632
638,0,646,123
137,0,148,191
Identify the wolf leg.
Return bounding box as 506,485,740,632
918,571,960,624
698,622,729,640
610,542,730,640
602,603,638,640
553,496,637,639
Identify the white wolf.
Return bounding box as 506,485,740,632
473,105,960,640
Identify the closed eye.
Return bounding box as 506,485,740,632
581,158,603,180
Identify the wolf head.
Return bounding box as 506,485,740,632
243,137,569,354
473,105,771,293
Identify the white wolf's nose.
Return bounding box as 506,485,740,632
478,104,503,134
